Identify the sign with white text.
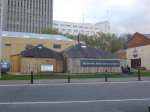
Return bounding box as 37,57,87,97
80,60,120,67
41,64,53,72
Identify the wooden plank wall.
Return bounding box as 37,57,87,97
10,54,21,72
68,58,125,74
21,58,63,74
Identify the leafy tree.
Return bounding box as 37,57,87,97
41,28,60,35
41,28,123,53
110,34,123,53
119,33,132,49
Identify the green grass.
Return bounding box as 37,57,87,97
0,71,150,80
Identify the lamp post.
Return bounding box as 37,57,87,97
0,0,4,78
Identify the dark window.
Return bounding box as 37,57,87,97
5,44,11,46
53,44,61,49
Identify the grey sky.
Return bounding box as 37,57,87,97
54,0,150,34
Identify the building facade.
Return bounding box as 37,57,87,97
126,32,150,70
2,0,53,33
62,43,124,73
2,31,84,62
53,20,110,36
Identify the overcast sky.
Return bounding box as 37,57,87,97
54,0,150,34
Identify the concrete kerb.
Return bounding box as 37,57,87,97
0,77,150,85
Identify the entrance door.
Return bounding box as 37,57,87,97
131,58,141,68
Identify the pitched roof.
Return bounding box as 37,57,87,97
62,43,122,59
21,46,63,60
2,31,73,41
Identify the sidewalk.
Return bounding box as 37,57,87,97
0,77,150,85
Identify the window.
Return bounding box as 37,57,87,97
67,29,72,32
66,25,70,27
73,25,77,27
79,26,83,28
54,23,58,25
61,29,66,32
5,44,11,46
74,30,78,32
53,44,61,49
61,24,65,26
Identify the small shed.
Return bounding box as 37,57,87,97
61,43,125,73
10,46,64,73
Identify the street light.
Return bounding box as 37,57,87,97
0,0,4,78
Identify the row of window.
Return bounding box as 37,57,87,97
8,0,50,6
60,29,97,34
8,11,50,17
54,23,99,30
5,44,61,49
7,18,49,23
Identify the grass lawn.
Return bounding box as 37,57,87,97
0,71,150,80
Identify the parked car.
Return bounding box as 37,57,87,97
1,61,10,73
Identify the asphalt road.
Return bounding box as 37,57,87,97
0,81,150,112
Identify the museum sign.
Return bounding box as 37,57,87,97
80,60,120,67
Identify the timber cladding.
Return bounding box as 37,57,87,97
21,58,63,74
10,54,21,73
10,45,64,74
67,58,123,73
62,43,125,73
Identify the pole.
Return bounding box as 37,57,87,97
138,69,141,81
68,70,70,83
31,71,33,84
0,0,4,78
105,70,107,82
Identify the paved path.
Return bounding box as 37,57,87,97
0,80,150,112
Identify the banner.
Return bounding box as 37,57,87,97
80,60,120,67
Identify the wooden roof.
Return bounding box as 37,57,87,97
128,32,150,48
21,46,63,60
62,43,122,59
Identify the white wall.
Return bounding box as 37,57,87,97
53,20,110,36
127,45,150,70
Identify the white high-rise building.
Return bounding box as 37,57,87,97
53,20,110,36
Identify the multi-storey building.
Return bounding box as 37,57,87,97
53,20,110,36
1,0,53,33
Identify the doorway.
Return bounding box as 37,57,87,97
131,58,141,68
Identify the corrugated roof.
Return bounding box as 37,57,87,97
62,43,122,59
141,34,150,39
2,31,73,41
21,46,63,60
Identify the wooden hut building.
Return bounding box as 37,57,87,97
10,45,64,73
61,43,125,73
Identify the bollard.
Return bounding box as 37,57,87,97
138,69,141,81
31,71,33,84
148,106,150,112
105,70,107,82
68,71,70,83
